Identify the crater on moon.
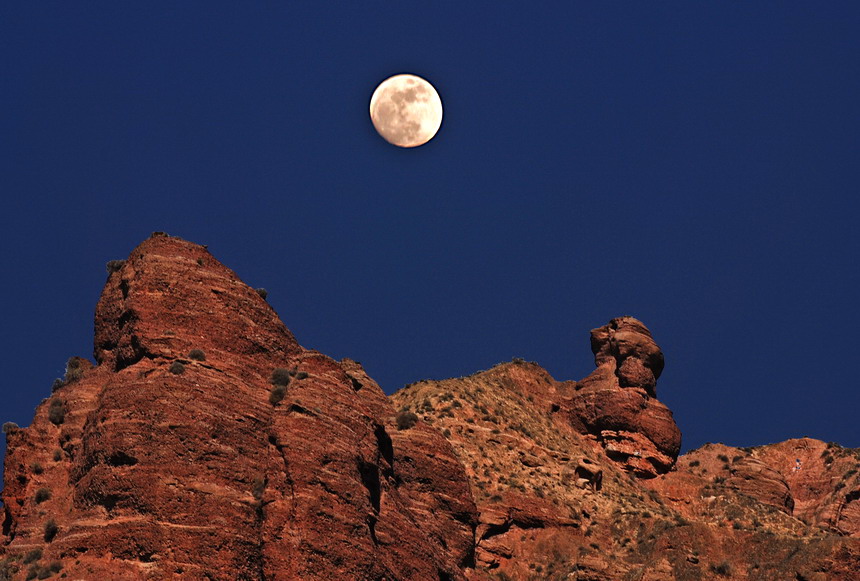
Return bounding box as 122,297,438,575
370,74,443,148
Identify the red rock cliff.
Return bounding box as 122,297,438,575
1,234,477,580
3,235,859,581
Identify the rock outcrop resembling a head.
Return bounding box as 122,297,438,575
590,316,664,396
565,317,681,478
5,236,860,581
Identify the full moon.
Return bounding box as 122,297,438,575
369,74,443,148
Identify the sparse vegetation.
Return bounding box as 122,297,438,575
64,357,86,383
2,422,18,434
188,349,206,361
252,476,266,500
22,549,42,564
31,462,44,475
269,386,287,405
295,371,309,380
43,519,58,542
34,488,51,504
717,454,729,463
270,368,292,387
711,561,732,576
105,259,126,274
48,399,65,425
53,449,63,462
169,361,185,375
0,558,17,581
51,379,64,393
25,561,61,580
395,411,419,430
255,288,268,300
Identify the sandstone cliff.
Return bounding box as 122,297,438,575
1,234,476,580
2,235,859,580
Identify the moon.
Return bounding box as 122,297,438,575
370,74,443,148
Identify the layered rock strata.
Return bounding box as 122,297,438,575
2,235,860,580
1,234,476,580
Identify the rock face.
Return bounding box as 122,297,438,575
563,317,682,478
1,234,476,581
3,235,860,581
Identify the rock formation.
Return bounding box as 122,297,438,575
1,234,476,580
2,234,860,580
562,317,682,478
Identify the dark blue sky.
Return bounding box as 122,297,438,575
2,2,859,487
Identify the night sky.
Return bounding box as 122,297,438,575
2,3,859,488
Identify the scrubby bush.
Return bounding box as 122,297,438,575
711,561,732,576
53,449,63,462
395,411,419,431
64,357,86,384
270,368,292,386
295,371,309,380
22,549,42,564
48,400,65,425
252,476,266,500
169,361,185,375
31,462,44,475
51,378,65,393
2,422,18,434
255,288,268,300
0,558,18,581
105,259,126,274
717,454,729,463
34,488,51,504
43,519,58,542
269,386,287,405
188,349,206,361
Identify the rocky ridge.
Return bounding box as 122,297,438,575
1,234,475,580
1,234,859,580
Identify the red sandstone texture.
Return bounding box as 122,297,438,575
1,234,476,580
393,319,860,579
563,317,682,478
2,235,860,580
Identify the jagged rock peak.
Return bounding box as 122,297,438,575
93,233,301,371
1,234,477,581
